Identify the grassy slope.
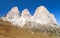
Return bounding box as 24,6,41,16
0,19,59,38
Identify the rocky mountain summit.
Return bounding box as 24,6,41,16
2,6,57,28
15,9,32,27
32,6,57,25
2,6,20,23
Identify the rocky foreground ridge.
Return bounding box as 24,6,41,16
0,19,60,38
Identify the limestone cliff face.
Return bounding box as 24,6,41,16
2,6,20,23
31,6,57,25
15,9,31,27
21,9,31,18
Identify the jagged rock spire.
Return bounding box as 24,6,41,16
9,6,20,13
32,6,57,25
2,6,20,22
14,9,31,27
34,6,49,16
21,9,31,18
7,6,20,17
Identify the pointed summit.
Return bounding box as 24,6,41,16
21,9,31,17
38,6,48,10
32,6,57,25
2,6,20,22
8,6,20,14
14,9,31,27
34,6,49,16
7,6,20,18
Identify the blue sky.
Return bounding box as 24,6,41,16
0,0,60,25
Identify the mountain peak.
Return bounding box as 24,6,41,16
39,6,46,9
9,6,20,14
2,6,20,22
7,6,20,18
12,6,18,10
32,6,57,25
14,9,31,27
34,6,49,16
38,6,48,11
21,9,31,17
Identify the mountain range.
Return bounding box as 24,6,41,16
1,6,57,28
0,6,60,38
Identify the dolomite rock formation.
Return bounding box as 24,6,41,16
2,6,20,23
2,6,57,28
14,9,31,27
30,6,57,25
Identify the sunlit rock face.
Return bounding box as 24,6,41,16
30,6,57,25
15,9,31,27
2,6,20,23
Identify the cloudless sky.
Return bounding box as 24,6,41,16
0,0,60,25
